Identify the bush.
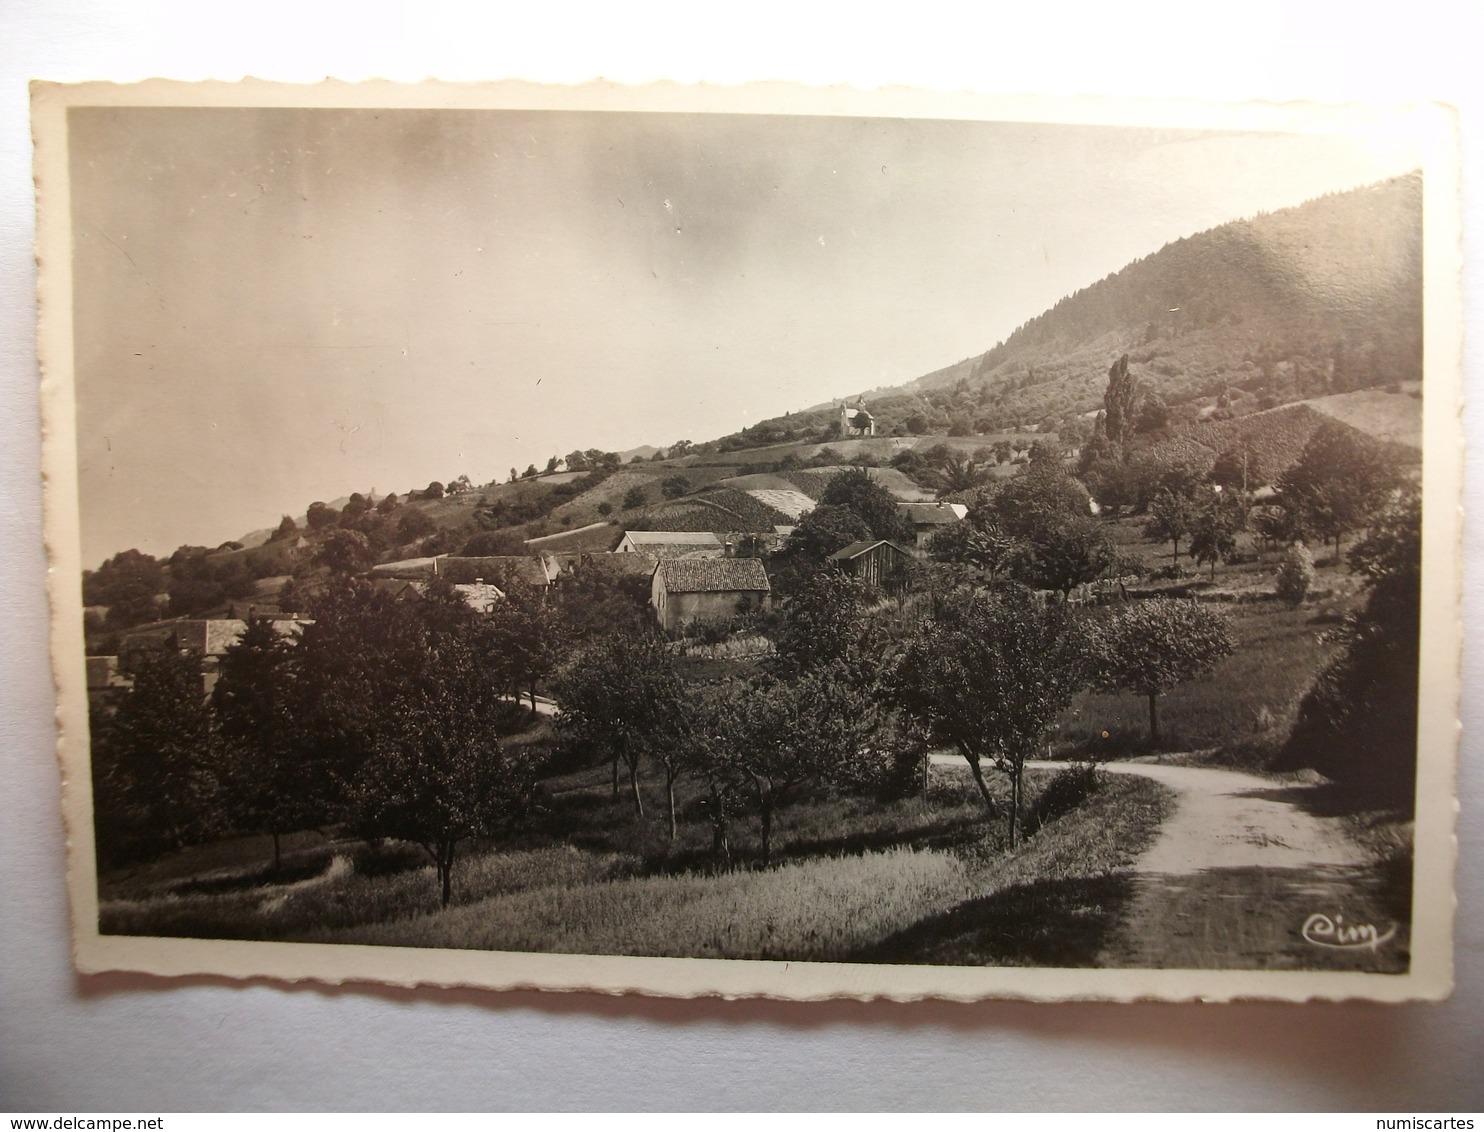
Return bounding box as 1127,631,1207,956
1275,542,1315,605
1026,762,1104,833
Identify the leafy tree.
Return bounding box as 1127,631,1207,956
424,481,446,500
482,583,563,713
621,485,648,510
1101,353,1142,452
661,475,693,500
377,492,399,513
91,647,219,865
714,663,881,865
1275,542,1316,606
929,453,990,497
554,625,684,820
781,503,872,562
766,570,872,677
1210,445,1266,494
212,619,318,871
396,508,437,544
667,439,694,458
523,464,539,479
1092,598,1234,744
892,587,1089,846
349,627,523,907
1135,392,1170,435
1145,488,1196,565
819,467,913,542
1274,423,1403,556
315,529,375,576
1018,515,1117,602
272,514,300,541
83,549,165,629
305,501,339,530
596,501,613,517
1081,457,1139,516
1189,495,1244,580
1277,492,1420,810
927,516,1023,582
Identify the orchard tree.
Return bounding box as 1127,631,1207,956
1145,488,1196,566
212,619,318,871
1019,515,1117,602
892,587,1089,846
1093,598,1234,745
396,507,437,544
716,662,880,865
553,625,684,820
349,629,524,907
482,583,563,713
1275,423,1403,556
1189,495,1244,580
766,570,872,677
91,647,220,865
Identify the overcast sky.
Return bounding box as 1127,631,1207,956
68,106,1418,564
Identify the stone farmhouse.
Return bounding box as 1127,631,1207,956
650,557,772,632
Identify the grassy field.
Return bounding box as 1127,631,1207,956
98,762,1173,965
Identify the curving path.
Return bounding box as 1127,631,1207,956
929,754,1406,969
1025,759,1365,874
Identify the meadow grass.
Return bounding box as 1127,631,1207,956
1058,599,1350,760
98,762,1166,965
100,843,638,941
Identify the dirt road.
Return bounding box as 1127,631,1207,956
1058,760,1406,970
930,755,1409,969
1024,759,1365,873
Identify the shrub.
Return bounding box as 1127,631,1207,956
1026,762,1104,833
1275,542,1315,605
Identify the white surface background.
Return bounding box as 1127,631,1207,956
1,2,1480,1112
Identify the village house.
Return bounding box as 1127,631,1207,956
451,581,505,613
898,501,969,551
117,616,308,696
650,557,772,632
615,530,724,559
829,538,913,588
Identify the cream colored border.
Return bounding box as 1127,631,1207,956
33,79,1462,1003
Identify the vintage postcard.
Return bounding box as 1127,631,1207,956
33,81,1461,1001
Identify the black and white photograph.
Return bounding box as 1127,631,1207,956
34,81,1460,1001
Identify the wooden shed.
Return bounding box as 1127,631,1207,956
828,538,913,588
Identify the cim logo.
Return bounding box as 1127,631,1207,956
1301,912,1397,951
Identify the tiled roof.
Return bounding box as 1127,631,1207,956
623,530,722,546
439,556,551,586
589,553,659,577
657,557,771,594
371,556,440,578
899,502,968,525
